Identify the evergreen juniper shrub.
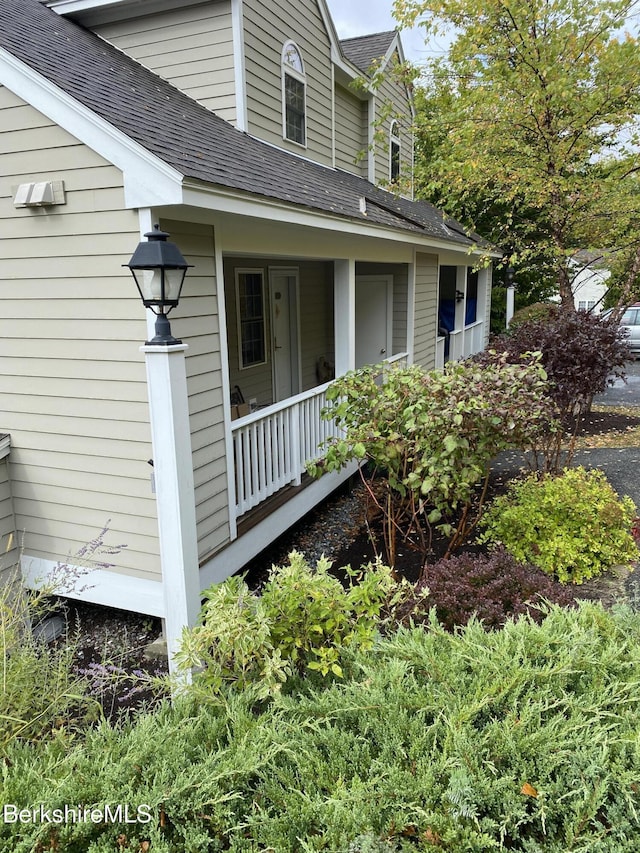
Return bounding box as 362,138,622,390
395,547,576,632
6,604,640,851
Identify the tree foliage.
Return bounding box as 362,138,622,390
394,0,640,307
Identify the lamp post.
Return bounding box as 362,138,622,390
125,225,192,345
125,226,200,678
505,266,517,328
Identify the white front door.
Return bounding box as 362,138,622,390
270,268,300,402
355,276,393,368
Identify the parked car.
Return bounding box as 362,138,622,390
601,303,640,358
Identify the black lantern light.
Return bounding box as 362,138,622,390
125,225,192,345
505,266,517,289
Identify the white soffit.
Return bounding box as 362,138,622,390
44,0,202,26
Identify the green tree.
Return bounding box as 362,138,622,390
394,0,640,308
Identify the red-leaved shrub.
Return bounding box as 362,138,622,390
398,547,576,632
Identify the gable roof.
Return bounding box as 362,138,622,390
0,0,486,250
340,31,398,74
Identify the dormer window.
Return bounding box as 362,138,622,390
390,120,401,181
282,41,306,146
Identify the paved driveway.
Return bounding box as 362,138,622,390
495,362,640,508
594,360,640,407
586,361,640,508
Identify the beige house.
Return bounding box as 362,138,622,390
0,0,494,663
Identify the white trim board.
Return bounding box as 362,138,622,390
21,555,165,617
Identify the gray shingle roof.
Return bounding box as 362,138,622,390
340,31,397,73
0,0,482,249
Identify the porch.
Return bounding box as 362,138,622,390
435,264,489,368
435,319,486,368
230,352,408,528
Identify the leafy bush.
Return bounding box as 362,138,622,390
5,604,640,851
478,467,639,583
175,552,397,698
396,547,576,631
508,301,557,328
478,307,630,424
0,576,97,750
310,357,558,564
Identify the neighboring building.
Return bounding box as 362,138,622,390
0,0,495,662
570,251,610,314
549,250,612,313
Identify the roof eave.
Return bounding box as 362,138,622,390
0,46,184,207
180,179,491,256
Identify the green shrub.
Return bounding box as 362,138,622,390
0,578,95,749
478,467,639,583
311,357,558,564
4,603,640,851
175,552,397,698
508,301,558,329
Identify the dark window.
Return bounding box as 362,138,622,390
282,42,306,146
390,121,400,181
236,271,266,368
285,73,305,144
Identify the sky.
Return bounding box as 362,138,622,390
325,0,448,67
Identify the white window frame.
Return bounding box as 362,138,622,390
389,119,401,182
281,40,307,147
235,268,267,370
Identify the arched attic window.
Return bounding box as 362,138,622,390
282,41,306,146
390,120,401,181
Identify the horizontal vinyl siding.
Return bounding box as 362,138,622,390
0,87,159,582
373,53,413,192
413,253,438,370
0,457,17,585
334,84,367,178
95,3,237,124
393,272,408,355
243,0,333,165
161,220,229,562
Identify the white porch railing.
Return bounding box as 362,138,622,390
449,328,464,361
436,320,485,368
231,353,409,518
463,320,485,358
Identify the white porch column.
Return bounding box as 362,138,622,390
506,284,515,327
478,266,491,345
334,259,356,375
143,342,201,676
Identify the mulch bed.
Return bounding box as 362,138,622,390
54,406,640,715
242,407,640,588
